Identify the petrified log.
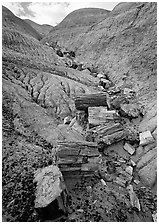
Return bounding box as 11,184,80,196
94,123,123,137
56,141,100,174
56,141,99,157
75,93,108,110
98,130,125,145
88,107,109,125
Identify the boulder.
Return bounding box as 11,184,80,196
34,165,66,208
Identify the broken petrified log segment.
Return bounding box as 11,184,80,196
75,93,108,110
56,141,100,175
56,141,99,157
98,130,125,145
88,108,121,126
119,103,141,118
93,122,123,137
88,107,108,125
34,165,67,210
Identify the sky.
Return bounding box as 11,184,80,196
2,1,119,26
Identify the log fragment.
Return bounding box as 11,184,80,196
94,123,123,137
75,93,108,110
56,141,100,175
99,130,125,145
88,107,120,125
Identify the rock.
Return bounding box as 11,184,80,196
125,166,133,176
134,179,140,185
69,110,88,134
63,116,71,124
123,87,135,96
34,165,66,208
127,185,141,211
123,143,135,155
118,157,126,163
101,179,107,186
130,159,136,167
97,73,105,79
138,156,157,187
120,103,140,118
100,78,112,89
139,131,154,146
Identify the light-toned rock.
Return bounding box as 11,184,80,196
64,116,71,124
127,185,141,211
97,73,105,79
134,179,140,185
123,143,135,155
139,131,154,146
126,166,133,176
34,165,65,208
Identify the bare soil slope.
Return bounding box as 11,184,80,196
24,19,53,37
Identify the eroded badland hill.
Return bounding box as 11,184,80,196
2,3,157,222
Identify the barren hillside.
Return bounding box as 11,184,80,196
24,19,53,36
